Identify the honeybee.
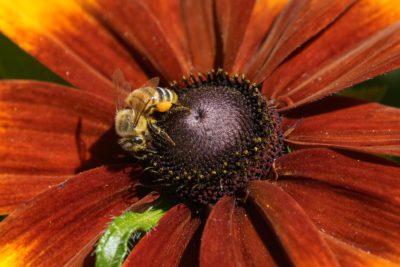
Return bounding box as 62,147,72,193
113,69,178,158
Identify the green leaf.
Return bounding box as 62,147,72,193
338,85,387,102
0,32,68,85
95,199,173,267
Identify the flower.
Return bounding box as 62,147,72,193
0,0,400,266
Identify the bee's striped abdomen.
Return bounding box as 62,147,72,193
155,87,177,103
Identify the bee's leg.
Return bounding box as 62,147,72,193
133,153,148,160
283,118,304,138
173,103,191,113
148,121,176,146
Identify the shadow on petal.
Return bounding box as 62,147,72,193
283,97,400,156
248,181,339,267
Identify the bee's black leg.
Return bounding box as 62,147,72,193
173,104,191,113
148,121,176,146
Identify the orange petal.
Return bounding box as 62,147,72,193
278,178,400,264
0,80,124,214
124,204,200,267
265,1,400,110
248,181,339,267
276,148,400,206
246,0,355,82
0,0,148,100
233,0,288,73
283,97,400,156
200,196,275,267
91,0,190,81
0,165,143,267
325,234,398,267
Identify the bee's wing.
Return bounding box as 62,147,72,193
112,69,132,111
132,77,160,127
140,77,160,89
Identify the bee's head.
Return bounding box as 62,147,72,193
115,109,136,137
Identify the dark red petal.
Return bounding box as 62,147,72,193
275,148,400,205
144,0,191,69
200,197,240,267
124,204,200,267
284,97,400,156
233,0,288,73
91,0,190,81
246,0,355,82
325,234,398,267
278,179,400,264
248,181,339,267
235,205,277,267
265,1,400,110
215,0,256,70
200,196,275,267
276,148,400,206
181,0,216,73
0,80,124,214
0,165,143,266
0,1,148,100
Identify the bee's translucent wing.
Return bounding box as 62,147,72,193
112,69,132,111
140,77,160,90
132,77,160,127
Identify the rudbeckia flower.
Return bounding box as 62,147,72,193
0,0,400,266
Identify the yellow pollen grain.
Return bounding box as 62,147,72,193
156,102,173,112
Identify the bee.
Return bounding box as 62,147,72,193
113,69,178,158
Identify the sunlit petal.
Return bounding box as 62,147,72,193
0,0,148,100
0,165,142,267
246,0,355,82
233,0,288,73
325,234,398,267
265,0,400,110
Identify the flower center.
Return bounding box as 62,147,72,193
144,70,283,204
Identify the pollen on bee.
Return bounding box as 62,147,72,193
156,101,173,112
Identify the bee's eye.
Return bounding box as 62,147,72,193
132,136,144,144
